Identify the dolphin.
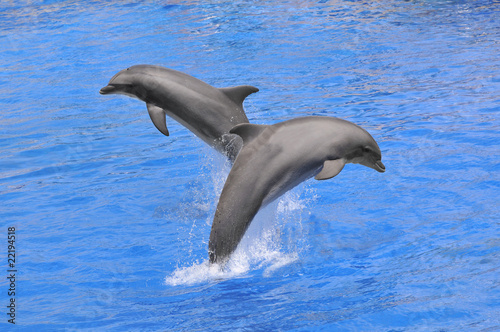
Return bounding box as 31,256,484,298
99,65,259,160
208,116,385,264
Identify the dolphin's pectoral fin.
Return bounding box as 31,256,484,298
219,85,259,106
315,159,346,180
230,123,269,144
146,103,169,136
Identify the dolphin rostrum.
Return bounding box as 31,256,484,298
208,116,386,264
100,65,259,160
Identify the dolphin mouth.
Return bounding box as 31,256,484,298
99,85,115,95
375,160,386,173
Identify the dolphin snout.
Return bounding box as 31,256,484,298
375,160,386,173
99,85,115,95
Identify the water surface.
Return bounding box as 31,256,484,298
1,0,499,330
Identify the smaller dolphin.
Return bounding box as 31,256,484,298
100,65,259,160
209,116,385,264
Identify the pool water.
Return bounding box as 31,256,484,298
1,0,499,330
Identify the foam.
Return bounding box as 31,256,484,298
164,149,314,286
165,188,310,286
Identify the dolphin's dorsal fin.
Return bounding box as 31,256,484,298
146,103,169,136
230,123,268,144
315,159,346,180
219,85,259,106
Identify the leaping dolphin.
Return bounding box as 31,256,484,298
100,65,259,160
208,116,385,264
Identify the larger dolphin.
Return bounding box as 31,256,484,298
209,116,385,264
100,65,259,160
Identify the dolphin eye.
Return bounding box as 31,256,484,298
362,147,371,153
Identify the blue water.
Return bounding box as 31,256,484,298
1,0,499,330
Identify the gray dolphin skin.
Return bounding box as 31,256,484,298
208,116,385,264
99,65,259,160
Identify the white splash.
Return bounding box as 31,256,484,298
165,188,310,286
164,245,299,286
165,153,315,286
164,260,241,286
